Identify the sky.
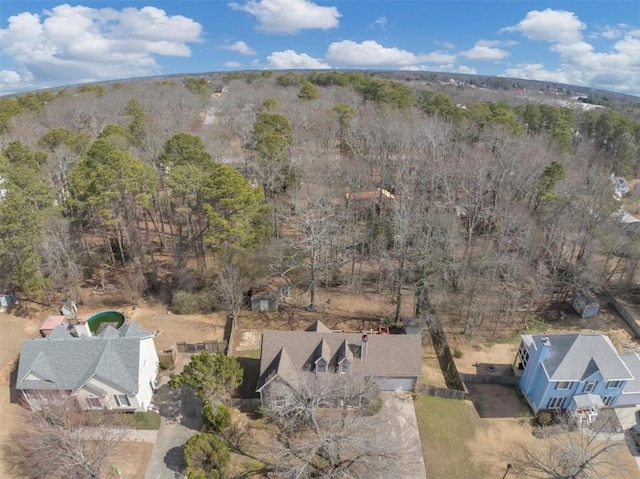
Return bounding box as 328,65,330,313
1,1,639,96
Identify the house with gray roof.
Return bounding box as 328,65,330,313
16,321,159,412
256,321,422,408
515,333,640,423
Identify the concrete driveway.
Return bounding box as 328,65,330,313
144,380,204,479
616,407,640,471
377,392,427,479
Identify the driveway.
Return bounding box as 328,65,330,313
616,407,640,471
144,378,204,479
377,392,427,479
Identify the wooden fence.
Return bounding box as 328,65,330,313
605,292,640,339
417,384,466,401
459,373,520,386
175,340,228,354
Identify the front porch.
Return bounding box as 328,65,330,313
568,393,604,426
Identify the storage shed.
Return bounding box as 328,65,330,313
251,292,278,312
0,293,17,312
571,289,600,318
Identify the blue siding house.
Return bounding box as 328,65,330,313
515,333,638,424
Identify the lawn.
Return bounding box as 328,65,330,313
414,395,488,479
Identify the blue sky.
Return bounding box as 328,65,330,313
1,1,639,96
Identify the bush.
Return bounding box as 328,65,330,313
183,433,230,479
159,356,174,370
362,396,383,416
171,290,216,314
536,412,555,427
453,348,464,359
203,401,231,432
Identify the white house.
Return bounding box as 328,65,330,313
16,321,159,412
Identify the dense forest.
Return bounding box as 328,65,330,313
2,71,640,336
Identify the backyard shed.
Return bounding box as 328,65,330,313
60,299,78,319
0,293,17,312
251,292,278,312
571,289,600,318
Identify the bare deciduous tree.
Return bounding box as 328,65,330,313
263,372,420,479
3,406,124,479
510,416,624,479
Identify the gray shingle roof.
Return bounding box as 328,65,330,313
620,353,640,393
257,330,422,391
531,334,633,381
17,322,154,394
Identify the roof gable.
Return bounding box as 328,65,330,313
17,323,148,394
257,330,422,387
535,334,633,382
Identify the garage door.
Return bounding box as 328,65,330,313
377,377,415,391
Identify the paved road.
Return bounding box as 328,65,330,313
144,380,203,479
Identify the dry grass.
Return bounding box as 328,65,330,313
106,441,155,478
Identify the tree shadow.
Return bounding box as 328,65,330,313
235,357,260,399
8,356,19,404
153,384,203,430
163,445,185,473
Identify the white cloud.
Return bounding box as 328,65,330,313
501,10,640,95
461,43,510,61
0,4,202,92
502,9,585,44
0,69,24,91
504,63,571,84
456,65,477,75
420,51,457,64
476,39,517,48
370,16,387,30
326,40,421,66
266,50,330,69
229,0,340,34
220,40,256,55
224,61,242,68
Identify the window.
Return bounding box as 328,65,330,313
316,360,327,373
547,397,565,409
556,381,572,390
584,382,597,393
272,397,288,408
606,380,622,389
114,394,130,407
87,397,102,408
339,361,350,374
603,396,615,407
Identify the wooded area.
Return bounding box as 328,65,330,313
2,71,640,337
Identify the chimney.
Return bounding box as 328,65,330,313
361,334,369,363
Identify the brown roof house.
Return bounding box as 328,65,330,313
256,320,422,409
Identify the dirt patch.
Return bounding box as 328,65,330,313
127,304,227,351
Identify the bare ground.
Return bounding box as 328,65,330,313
107,441,155,478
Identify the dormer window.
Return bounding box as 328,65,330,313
316,359,327,373
339,361,350,374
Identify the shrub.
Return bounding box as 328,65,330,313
536,412,554,427
203,401,231,432
171,290,216,314
453,348,464,359
183,433,230,479
362,396,383,416
159,356,174,370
